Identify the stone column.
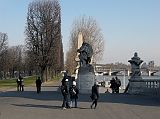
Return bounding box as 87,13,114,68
75,32,83,80
75,32,83,63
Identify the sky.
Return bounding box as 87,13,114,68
0,0,160,65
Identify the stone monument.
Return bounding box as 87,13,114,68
128,52,143,79
127,52,145,94
76,33,95,93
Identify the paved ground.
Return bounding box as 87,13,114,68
0,81,160,119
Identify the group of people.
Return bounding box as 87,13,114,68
60,73,99,110
61,76,79,109
16,76,24,91
110,76,121,93
16,76,42,93
16,73,100,110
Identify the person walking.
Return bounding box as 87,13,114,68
36,77,42,93
69,81,79,108
61,79,70,110
90,82,99,109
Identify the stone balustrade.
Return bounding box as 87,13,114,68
129,79,160,96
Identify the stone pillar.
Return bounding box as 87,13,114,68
127,70,130,76
75,32,83,80
109,69,112,76
148,70,151,76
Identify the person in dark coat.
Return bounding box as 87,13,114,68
110,77,116,93
115,76,121,93
90,82,99,109
19,76,24,91
61,79,70,109
36,77,42,93
69,81,79,108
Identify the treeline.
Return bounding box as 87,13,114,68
0,34,28,79
0,0,64,81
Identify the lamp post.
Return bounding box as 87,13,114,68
123,70,126,89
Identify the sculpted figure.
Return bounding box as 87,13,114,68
77,42,93,67
128,52,143,78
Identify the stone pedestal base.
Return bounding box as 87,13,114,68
77,72,95,94
128,79,146,94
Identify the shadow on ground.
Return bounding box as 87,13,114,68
1,88,160,107
11,103,90,110
12,104,62,110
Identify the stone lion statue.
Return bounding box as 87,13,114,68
77,42,93,67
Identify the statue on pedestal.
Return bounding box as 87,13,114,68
76,40,95,93
128,52,143,79
77,42,94,73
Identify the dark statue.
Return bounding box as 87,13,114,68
128,52,143,79
77,42,93,67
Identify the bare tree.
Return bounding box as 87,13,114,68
6,46,24,78
65,16,104,74
25,0,62,81
0,32,8,56
0,32,8,79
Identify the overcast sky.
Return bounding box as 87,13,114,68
0,0,160,65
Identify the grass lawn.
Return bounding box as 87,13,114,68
0,76,37,89
0,75,61,90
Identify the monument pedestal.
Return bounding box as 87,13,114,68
128,78,146,94
77,65,95,94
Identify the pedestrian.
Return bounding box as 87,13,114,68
115,76,121,93
69,81,79,108
61,79,70,110
110,77,116,93
36,77,42,93
19,76,24,91
16,78,20,91
90,82,99,109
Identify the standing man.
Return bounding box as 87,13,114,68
115,76,121,93
110,77,116,93
19,75,24,91
90,82,99,109
61,79,70,109
36,77,42,93
69,81,79,108
16,78,20,91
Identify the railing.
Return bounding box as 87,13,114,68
144,79,160,95
129,79,160,96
